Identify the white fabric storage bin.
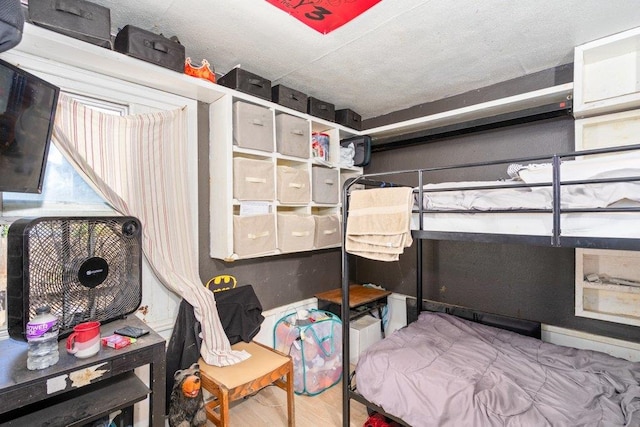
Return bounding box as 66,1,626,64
233,101,274,152
349,315,382,365
312,166,339,204
233,157,275,201
233,214,276,257
277,166,311,204
276,114,310,158
277,214,315,252
314,214,341,248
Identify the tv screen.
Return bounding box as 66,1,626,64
0,58,59,194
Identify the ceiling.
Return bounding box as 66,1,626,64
87,0,640,121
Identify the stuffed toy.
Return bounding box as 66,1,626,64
168,363,207,427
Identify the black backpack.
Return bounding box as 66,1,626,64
340,135,372,167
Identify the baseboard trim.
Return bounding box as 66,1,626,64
542,324,640,362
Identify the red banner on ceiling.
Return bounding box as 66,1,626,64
266,0,382,34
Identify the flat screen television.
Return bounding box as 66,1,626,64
0,58,60,194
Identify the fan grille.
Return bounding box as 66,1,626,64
8,216,142,339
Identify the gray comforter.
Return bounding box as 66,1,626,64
356,312,640,426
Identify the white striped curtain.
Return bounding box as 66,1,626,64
52,94,248,366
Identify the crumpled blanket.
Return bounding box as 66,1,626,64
357,312,640,427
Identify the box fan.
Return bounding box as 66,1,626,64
7,216,143,340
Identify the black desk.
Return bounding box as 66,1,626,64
0,316,166,427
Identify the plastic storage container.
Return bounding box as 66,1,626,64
26,305,60,370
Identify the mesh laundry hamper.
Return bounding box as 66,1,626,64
273,309,342,395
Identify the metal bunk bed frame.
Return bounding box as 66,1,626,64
340,143,640,426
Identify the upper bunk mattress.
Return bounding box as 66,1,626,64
356,312,640,427
412,152,640,238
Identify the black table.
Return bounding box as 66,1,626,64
0,316,166,427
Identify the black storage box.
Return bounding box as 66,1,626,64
340,135,371,167
218,68,271,101
28,0,112,48
114,25,185,72
335,108,362,130
272,84,308,113
307,97,335,122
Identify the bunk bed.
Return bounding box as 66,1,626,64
340,144,640,427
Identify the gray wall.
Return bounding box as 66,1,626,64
357,116,640,343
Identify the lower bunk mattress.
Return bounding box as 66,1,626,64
356,312,640,426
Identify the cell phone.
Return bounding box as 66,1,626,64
114,325,149,338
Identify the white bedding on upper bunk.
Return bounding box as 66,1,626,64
413,152,640,237
417,151,640,211
411,211,640,238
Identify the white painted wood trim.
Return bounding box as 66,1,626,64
364,83,573,138
542,324,640,362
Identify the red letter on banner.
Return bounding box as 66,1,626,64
266,0,382,34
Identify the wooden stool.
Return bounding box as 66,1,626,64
199,341,295,427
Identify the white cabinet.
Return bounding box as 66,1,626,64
575,249,640,327
573,26,640,118
573,28,640,327
209,94,361,261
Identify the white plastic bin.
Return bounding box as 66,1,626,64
349,315,382,365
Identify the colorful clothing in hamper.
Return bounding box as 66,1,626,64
274,309,342,395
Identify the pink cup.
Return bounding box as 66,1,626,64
66,321,101,358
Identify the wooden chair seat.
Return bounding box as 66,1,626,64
198,341,295,426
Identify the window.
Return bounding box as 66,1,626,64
0,95,125,336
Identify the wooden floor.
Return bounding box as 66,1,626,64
210,380,370,427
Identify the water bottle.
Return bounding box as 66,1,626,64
26,305,60,370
